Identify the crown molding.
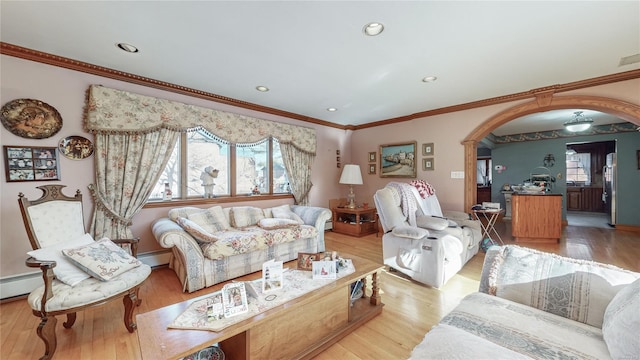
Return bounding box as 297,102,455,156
2,42,639,130
0,42,343,130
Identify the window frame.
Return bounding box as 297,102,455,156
147,132,292,206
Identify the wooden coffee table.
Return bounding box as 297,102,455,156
136,253,384,359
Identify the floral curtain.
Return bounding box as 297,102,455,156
280,142,315,205
85,85,316,153
84,85,317,237
89,129,179,239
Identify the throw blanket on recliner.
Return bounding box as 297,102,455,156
386,182,418,226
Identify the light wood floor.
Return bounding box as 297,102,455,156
2,221,639,360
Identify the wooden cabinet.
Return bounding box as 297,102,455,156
512,194,562,243
332,207,378,237
566,187,604,212
477,186,491,204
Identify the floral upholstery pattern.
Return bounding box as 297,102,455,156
27,264,151,312
200,225,317,260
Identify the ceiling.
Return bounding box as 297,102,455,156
1,1,638,135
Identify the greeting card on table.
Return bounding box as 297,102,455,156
262,259,284,293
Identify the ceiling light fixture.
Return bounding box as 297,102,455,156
422,76,438,83
363,22,384,36
327,107,337,112
563,111,593,132
116,43,139,53
256,86,269,92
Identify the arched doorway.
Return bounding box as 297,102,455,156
462,94,640,212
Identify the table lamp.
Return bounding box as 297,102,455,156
339,164,363,209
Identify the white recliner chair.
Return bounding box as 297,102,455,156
373,181,481,288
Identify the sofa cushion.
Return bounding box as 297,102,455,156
416,215,449,231
187,206,230,232
486,245,639,328
176,216,221,243
258,218,300,230
27,233,95,287
62,238,142,281
230,206,266,228
168,206,205,221
200,225,317,259
420,292,612,359
602,278,640,359
392,225,428,239
270,204,304,224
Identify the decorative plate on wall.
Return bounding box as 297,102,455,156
0,99,63,139
58,135,94,160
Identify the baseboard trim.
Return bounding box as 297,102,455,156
0,250,172,300
615,224,640,232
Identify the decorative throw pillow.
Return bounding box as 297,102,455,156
62,238,142,281
230,206,265,228
602,278,640,359
175,216,221,243
27,233,95,287
392,225,429,239
187,206,230,232
258,218,300,230
270,204,304,224
416,215,449,231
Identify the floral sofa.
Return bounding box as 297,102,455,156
410,245,640,359
152,204,331,292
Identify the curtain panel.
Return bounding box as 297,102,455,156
85,85,317,154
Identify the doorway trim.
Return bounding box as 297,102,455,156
462,94,640,212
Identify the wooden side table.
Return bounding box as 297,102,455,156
331,207,378,237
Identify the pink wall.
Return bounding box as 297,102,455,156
0,55,346,278
2,54,638,282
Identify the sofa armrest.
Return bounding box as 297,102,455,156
478,245,640,328
152,217,205,263
291,205,332,252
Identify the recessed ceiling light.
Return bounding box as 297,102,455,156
116,43,139,53
422,76,438,83
256,86,269,92
363,22,384,36
327,108,337,112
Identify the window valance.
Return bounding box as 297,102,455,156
85,85,316,154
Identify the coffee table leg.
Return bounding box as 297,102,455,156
370,272,381,306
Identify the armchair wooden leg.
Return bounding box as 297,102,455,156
62,312,76,328
123,290,139,333
37,315,57,360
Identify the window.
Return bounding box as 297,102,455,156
150,129,289,200
566,153,591,185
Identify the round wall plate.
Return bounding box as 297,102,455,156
1,98,63,139
58,135,94,160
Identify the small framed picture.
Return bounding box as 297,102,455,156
297,252,323,271
368,151,376,163
368,164,376,175
222,282,249,318
336,149,340,155
312,260,337,280
4,146,60,182
423,158,435,171
422,143,434,156
637,150,640,170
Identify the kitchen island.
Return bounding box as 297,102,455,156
511,193,563,243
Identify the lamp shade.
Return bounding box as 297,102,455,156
339,164,363,185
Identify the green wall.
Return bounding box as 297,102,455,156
491,131,640,226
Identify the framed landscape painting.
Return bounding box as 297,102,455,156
379,141,417,178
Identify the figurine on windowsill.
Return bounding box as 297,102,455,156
200,166,219,198
251,186,261,195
